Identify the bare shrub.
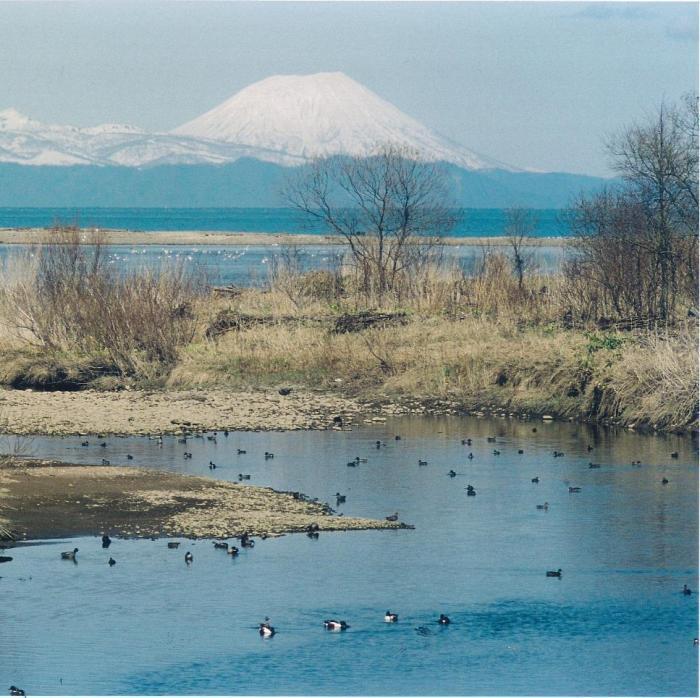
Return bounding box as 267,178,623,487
0,226,205,379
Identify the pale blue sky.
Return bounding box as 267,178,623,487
0,1,697,176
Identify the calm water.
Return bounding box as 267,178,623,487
0,243,566,287
1,416,698,696
0,207,570,238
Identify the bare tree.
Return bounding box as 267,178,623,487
285,144,456,304
503,207,538,291
606,95,699,320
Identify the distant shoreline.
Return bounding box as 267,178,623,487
0,227,568,247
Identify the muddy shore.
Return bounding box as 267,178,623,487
0,227,565,247
0,460,408,541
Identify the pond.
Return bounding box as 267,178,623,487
2,416,697,695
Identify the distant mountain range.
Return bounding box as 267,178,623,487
0,72,608,208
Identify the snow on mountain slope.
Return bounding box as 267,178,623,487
0,74,517,170
173,72,514,170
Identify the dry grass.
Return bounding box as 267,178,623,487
0,233,696,431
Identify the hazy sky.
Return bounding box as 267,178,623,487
0,1,697,176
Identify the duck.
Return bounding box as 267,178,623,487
101,459,110,465
536,502,549,510
213,541,229,550
532,427,537,433
546,569,562,577
227,546,239,557
493,449,500,456
100,442,107,448
385,512,399,522
324,619,349,631
466,485,476,496
587,444,594,452
395,435,401,441
683,584,692,596
237,449,247,455
335,492,346,504
531,477,540,483
553,451,564,458
346,461,357,467
661,478,669,485
518,449,524,454
418,459,428,466
183,452,192,459
61,548,78,560
487,437,496,443
101,534,111,548
178,437,187,444
448,470,457,478
207,435,217,443
238,473,251,481
81,440,89,447
167,541,180,549
355,457,367,463
240,533,255,548
306,523,320,539
568,486,581,493
126,454,133,461
671,451,679,459
264,452,274,459
9,687,25,697
588,462,601,469
184,551,193,564
384,611,398,623
108,557,116,566
438,614,451,625
259,620,276,637
467,452,474,460
332,416,343,427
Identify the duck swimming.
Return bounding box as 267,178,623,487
108,557,116,566
384,611,398,623
324,619,349,631
448,470,457,478
213,541,229,550
683,584,692,595
101,534,111,548
335,492,346,504
167,541,180,549
259,619,275,637
438,614,451,625
546,569,562,577
531,477,540,483
185,551,193,564
9,687,25,696
227,546,239,556
61,548,78,560
536,502,549,510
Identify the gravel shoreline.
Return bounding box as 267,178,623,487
0,460,410,542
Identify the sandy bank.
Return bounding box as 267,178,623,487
0,227,566,247
0,460,408,541
0,387,373,435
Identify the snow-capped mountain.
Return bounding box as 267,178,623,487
173,72,513,170
0,73,516,170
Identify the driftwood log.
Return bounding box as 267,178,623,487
333,311,408,334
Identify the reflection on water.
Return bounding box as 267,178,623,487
1,416,697,695
0,243,566,287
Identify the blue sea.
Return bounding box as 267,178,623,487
0,207,570,237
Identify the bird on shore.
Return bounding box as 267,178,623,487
167,541,180,549
438,614,451,625
259,619,276,637
9,686,25,696
61,548,78,560
108,557,116,566
546,569,562,577
185,552,193,564
324,619,349,631
683,585,692,596
384,611,398,623
385,512,399,522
